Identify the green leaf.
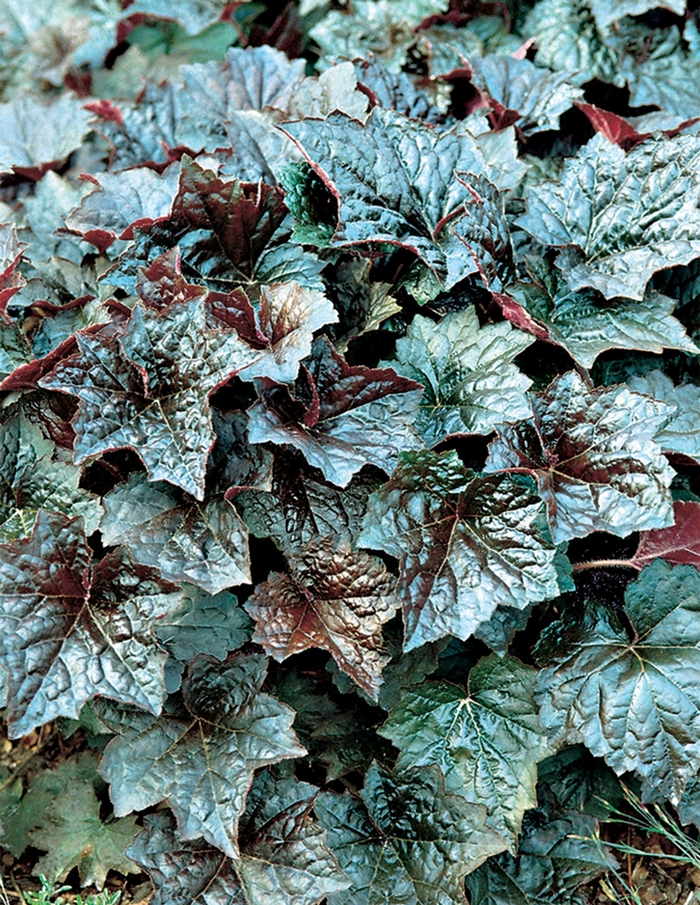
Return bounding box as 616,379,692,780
316,763,507,905
379,654,551,847
485,371,676,543
389,308,534,447
99,652,306,858
628,370,700,463
535,560,700,801
127,773,350,905
30,781,139,889
101,473,250,595
245,536,400,699
591,0,685,28
154,586,252,663
359,449,561,651
516,132,700,300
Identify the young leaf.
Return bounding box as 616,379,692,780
379,654,551,847
389,307,534,446
245,536,400,699
485,371,676,543
127,774,349,905
40,296,261,500
248,337,423,488
516,133,700,300
0,511,182,738
99,652,306,858
101,473,251,595
536,560,700,801
315,762,506,905
358,450,561,651
282,108,513,291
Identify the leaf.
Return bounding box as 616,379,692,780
485,371,676,544
389,307,534,447
379,654,551,847
516,133,700,300
508,257,698,368
30,781,139,889
0,414,102,543
464,804,614,905
40,296,260,500
0,224,26,319
535,560,700,801
315,762,506,905
282,108,514,291
326,259,401,353
126,774,349,905
245,536,400,698
0,511,182,738
248,337,423,488
99,652,306,858
0,92,92,177
467,56,583,135
627,501,700,570
290,62,369,121
100,473,251,595
125,0,242,35
154,586,252,663
235,451,381,556
358,449,561,652
628,370,700,462
590,0,685,28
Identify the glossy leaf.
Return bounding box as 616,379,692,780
359,449,561,651
485,371,676,543
153,586,251,663
246,536,399,698
628,370,700,462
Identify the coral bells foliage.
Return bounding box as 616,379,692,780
8,1,700,901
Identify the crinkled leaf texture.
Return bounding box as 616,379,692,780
316,762,506,905
101,473,251,595
379,654,551,848
245,536,399,699
590,0,686,29
40,297,261,500
126,772,350,905
628,370,700,462
359,449,561,651
282,108,513,291
248,337,423,488
99,652,306,858
485,371,676,544
516,133,700,300
389,308,533,446
536,560,700,802
0,511,182,738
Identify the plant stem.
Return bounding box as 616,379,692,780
572,559,639,572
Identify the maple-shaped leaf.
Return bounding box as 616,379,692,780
485,371,676,544
316,762,506,905
99,652,306,858
66,164,181,253
104,157,288,294
127,773,349,905
467,56,583,135
0,92,92,178
30,780,139,889
134,246,206,311
516,133,700,300
464,803,615,905
40,296,261,500
236,450,381,556
101,473,251,595
0,224,26,320
379,654,551,847
508,257,699,368
389,307,533,447
248,337,423,488
0,510,182,738
358,449,561,651
245,536,400,698
0,415,102,543
154,586,251,664
282,108,513,291
536,560,700,801
208,281,338,384
628,370,700,462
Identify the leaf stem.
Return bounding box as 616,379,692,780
571,559,638,572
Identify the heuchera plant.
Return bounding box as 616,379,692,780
5,0,700,901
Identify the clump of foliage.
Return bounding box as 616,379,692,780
4,0,700,901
